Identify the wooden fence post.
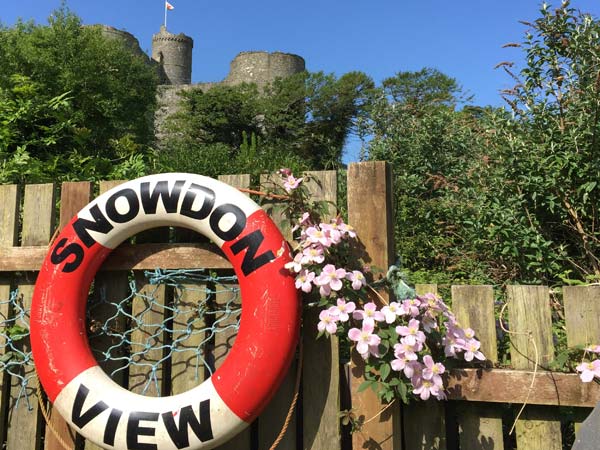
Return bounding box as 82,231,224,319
7,183,55,450
564,285,600,433
302,171,340,450
507,285,561,450
0,184,20,446
452,285,503,449
347,161,401,450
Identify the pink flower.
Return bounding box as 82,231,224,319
328,217,357,239
391,352,410,372
278,168,292,176
586,345,600,354
381,302,402,324
576,360,600,382
305,226,333,247
315,264,347,292
346,270,366,290
404,360,423,380
391,345,420,378
395,336,420,360
463,328,476,340
463,339,485,362
283,175,303,192
396,318,426,345
420,293,447,314
319,284,332,297
400,298,421,317
353,302,385,326
284,252,303,273
443,326,466,357
295,270,315,293
348,321,381,359
421,312,438,333
320,223,342,245
301,246,325,265
328,298,356,322
412,376,445,401
422,355,445,385
317,310,337,335
292,212,312,232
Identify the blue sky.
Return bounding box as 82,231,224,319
2,1,600,160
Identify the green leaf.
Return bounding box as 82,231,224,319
380,363,391,382
357,380,374,393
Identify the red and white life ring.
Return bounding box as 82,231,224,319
31,174,300,450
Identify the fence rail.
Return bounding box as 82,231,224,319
0,162,598,450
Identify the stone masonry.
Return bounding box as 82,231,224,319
97,25,306,142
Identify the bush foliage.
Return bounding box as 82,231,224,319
0,6,158,183
364,2,600,285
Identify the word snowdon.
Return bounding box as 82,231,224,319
49,178,275,275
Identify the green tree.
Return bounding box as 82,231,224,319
0,6,158,183
364,70,490,282
365,3,600,285
160,70,375,177
476,1,600,282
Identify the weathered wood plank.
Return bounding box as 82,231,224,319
128,279,167,397
7,183,55,450
564,285,600,433
564,286,600,348
218,174,251,192
259,172,292,240
21,183,56,246
58,181,92,228
44,182,91,450
170,284,207,395
0,278,11,447
302,170,340,450
445,368,600,407
347,162,401,450
451,285,503,449
0,184,19,446
452,285,498,361
257,361,298,450
507,285,561,450
403,284,446,450
0,185,20,248
0,243,230,272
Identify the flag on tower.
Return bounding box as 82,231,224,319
166,1,174,10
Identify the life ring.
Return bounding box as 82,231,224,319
31,174,300,450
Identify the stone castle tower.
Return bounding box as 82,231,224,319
96,25,306,139
97,24,306,88
151,26,193,85
224,51,306,88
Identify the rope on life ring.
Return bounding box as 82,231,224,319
31,173,300,450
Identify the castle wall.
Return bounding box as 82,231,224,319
225,51,306,88
96,25,146,58
154,83,218,141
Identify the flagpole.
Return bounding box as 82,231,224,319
164,1,167,29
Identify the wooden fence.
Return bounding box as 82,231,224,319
0,161,599,450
